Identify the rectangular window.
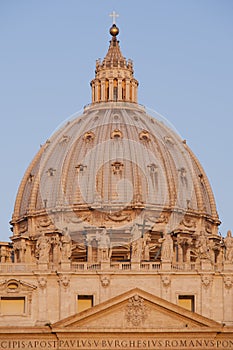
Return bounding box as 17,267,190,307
0,297,25,315
77,295,93,313
178,295,194,312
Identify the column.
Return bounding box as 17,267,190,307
118,79,122,101
101,80,105,102
59,275,72,319
125,79,130,101
91,83,95,103
95,81,99,102
132,80,137,103
37,276,48,325
134,81,138,103
177,244,183,263
200,275,213,319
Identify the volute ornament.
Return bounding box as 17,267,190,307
181,217,196,229
19,222,28,233
205,222,212,234
37,217,53,228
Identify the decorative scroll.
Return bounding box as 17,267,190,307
181,217,196,229
106,212,131,222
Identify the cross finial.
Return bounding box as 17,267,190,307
109,11,119,25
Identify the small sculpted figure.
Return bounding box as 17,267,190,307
159,232,173,262
36,233,51,263
224,230,233,262
61,227,72,261
98,227,111,262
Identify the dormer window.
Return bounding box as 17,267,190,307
148,163,158,173
139,130,150,142
83,131,95,142
59,135,70,144
111,129,123,140
28,174,34,183
46,168,56,177
76,164,87,173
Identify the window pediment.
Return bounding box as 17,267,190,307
0,279,37,293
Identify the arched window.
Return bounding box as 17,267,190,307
113,78,118,101
97,80,101,101
130,80,132,101
105,79,109,101
122,79,126,100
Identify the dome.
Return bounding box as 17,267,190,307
11,25,220,251
12,100,219,239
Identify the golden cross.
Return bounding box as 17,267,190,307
109,11,119,25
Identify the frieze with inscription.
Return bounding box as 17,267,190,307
0,337,232,349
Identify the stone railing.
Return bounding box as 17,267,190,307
71,263,101,271
71,262,132,271
172,262,224,272
0,263,37,273
71,262,161,272
140,262,161,270
0,261,226,273
172,263,197,271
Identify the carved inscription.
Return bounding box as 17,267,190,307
0,337,232,349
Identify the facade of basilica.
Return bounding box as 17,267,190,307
0,21,233,349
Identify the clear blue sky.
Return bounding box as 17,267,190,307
0,0,232,241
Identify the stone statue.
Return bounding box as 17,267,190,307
195,231,210,260
130,223,143,262
142,233,151,261
131,237,142,262
207,239,216,264
224,230,233,262
159,232,173,262
61,227,72,261
131,223,141,242
98,227,111,262
36,233,51,263
12,241,20,262
0,246,9,263
13,239,27,263
51,234,61,264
